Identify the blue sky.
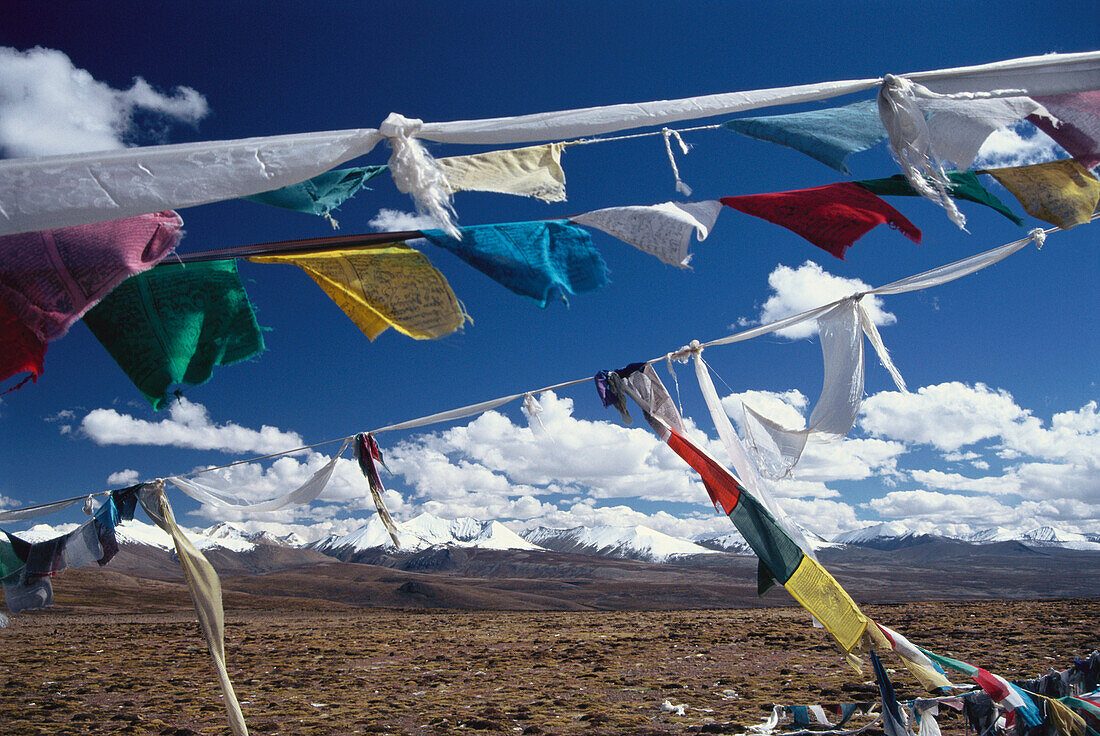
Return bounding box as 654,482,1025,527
1,2,1097,543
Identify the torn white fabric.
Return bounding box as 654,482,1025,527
614,363,685,440
749,705,785,734
380,113,459,239
0,129,381,235
915,703,942,736
924,96,1049,170
572,200,723,268
692,349,818,560
373,393,523,434
138,482,249,736
810,705,836,726
743,299,865,478
438,143,567,202
167,439,350,513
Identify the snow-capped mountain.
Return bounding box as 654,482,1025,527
521,524,720,563
315,512,543,555
693,530,753,555
832,521,917,545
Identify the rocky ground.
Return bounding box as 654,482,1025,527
1,597,1096,735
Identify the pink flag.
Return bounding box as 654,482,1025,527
0,211,182,341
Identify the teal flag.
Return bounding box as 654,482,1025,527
723,100,886,173
83,260,265,409
854,170,1024,225
423,220,609,307
243,166,388,223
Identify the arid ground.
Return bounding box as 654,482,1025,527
1,596,1096,736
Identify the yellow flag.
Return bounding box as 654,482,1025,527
1039,694,1087,736
982,159,1100,230
438,143,568,202
783,555,869,653
250,245,468,340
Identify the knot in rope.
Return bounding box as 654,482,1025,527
1028,228,1047,249
380,112,459,238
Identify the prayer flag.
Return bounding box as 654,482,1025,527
1029,91,1100,170
249,245,467,341
720,183,921,260
571,201,723,268
0,211,182,341
981,159,1100,230
422,220,608,307
438,143,568,203
83,259,265,409
355,434,401,547
243,166,388,224
871,650,913,736
0,297,45,391
723,100,886,173
854,171,1024,225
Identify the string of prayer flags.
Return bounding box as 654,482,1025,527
438,143,569,202
249,245,467,341
355,434,401,547
917,647,1044,727
868,622,955,693
720,183,921,260
853,170,1024,225
980,159,1100,230
0,297,45,391
243,165,388,226
0,211,182,342
722,99,887,173
422,219,608,307
137,482,249,736
571,201,723,268
1028,91,1100,170
870,651,915,736
83,259,265,410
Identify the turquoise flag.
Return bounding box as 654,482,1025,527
423,220,609,307
724,100,886,173
244,166,388,223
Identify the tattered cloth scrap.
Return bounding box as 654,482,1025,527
1,532,53,614
250,245,467,340
355,434,401,547
571,201,723,268
83,259,264,410
662,426,868,654
870,651,913,736
0,297,45,391
243,165,388,224
720,183,921,260
919,96,1049,171
722,99,886,173
0,211,182,342
853,170,1024,225
422,219,608,307
1028,91,1100,170
980,158,1100,230
437,143,568,202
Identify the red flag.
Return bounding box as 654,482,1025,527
0,298,45,392
721,182,921,259
665,428,742,514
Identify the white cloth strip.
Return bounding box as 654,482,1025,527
2,52,1096,235
0,496,83,523
167,438,350,512
0,129,382,235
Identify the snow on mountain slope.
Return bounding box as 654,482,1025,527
832,522,916,545
522,524,720,562
320,513,544,553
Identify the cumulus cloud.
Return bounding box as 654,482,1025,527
80,399,304,455
868,489,1099,535
0,493,20,510
973,122,1062,169
106,469,141,486
741,261,895,340
0,46,208,157
369,209,441,233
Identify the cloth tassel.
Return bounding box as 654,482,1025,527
662,128,693,196
380,113,460,239
137,482,249,736
878,76,967,230
858,301,907,393
523,393,551,437
356,434,402,547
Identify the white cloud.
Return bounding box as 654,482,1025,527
743,261,895,340
909,469,1021,495
868,489,1100,535
776,498,861,540
368,209,441,233
973,122,1061,169
0,46,208,157
0,494,20,510
80,399,304,455
859,382,1026,451
106,469,141,486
